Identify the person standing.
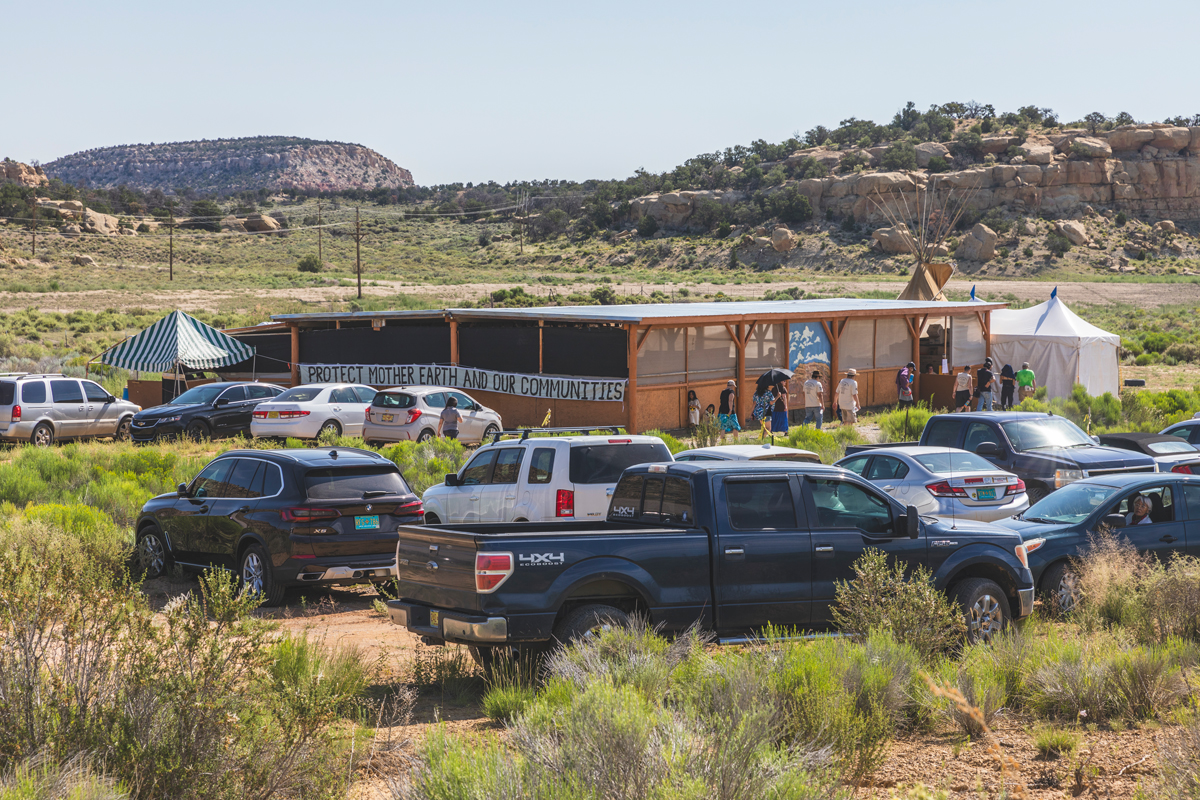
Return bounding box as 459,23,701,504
976,359,997,411
835,368,859,425
437,395,462,440
999,364,1016,410
1016,361,1037,403
803,371,824,429
896,361,915,408
718,380,741,433
687,390,701,428
954,366,973,412
772,382,789,437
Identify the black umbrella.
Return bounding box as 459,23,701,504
756,368,794,391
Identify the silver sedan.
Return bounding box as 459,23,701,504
836,446,1029,523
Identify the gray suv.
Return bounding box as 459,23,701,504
0,373,142,446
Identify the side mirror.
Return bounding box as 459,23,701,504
1103,513,1126,529
214,397,230,407
1091,435,1101,444
906,505,920,539
107,395,117,403
445,473,461,487
177,483,189,497
975,442,1002,457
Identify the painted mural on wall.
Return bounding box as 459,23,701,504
788,322,832,409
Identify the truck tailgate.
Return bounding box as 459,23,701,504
394,526,482,613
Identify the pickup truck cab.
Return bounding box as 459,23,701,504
851,412,1157,504
388,461,1035,663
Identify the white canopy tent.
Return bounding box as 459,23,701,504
989,294,1119,399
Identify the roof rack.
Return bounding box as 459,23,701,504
487,426,627,445
0,373,64,379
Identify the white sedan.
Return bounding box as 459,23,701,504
835,446,1029,523
673,444,821,463
250,383,377,439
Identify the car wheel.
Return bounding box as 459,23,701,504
417,429,435,443
953,578,1010,644
483,424,500,442
1026,485,1049,505
319,420,341,438
424,512,441,524
115,417,133,442
240,543,284,606
31,423,54,447
1041,561,1079,617
185,420,210,442
137,525,172,579
553,603,631,646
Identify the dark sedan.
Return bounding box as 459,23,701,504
1097,432,1200,474
131,382,283,442
996,472,1200,613
1161,418,1200,446
135,447,424,604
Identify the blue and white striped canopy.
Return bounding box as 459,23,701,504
99,311,255,372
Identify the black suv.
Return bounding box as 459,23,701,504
135,448,423,604
131,381,283,442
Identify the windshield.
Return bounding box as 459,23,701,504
914,452,999,473
170,385,226,405
1147,440,1198,454
1001,417,1092,452
1023,483,1120,524
275,386,325,403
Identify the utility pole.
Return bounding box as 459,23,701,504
518,190,525,255
355,206,362,299
167,200,175,281
28,196,37,257
316,199,323,263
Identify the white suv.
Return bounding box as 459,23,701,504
362,386,501,445
420,429,673,524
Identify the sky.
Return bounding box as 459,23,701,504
5,0,1196,187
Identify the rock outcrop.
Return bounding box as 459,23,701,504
42,136,413,194
956,223,998,261
2,158,48,188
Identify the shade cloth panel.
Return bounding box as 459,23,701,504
874,317,912,369
745,324,785,371
637,328,686,386
839,319,875,370
687,326,736,383
951,316,987,367
99,311,255,372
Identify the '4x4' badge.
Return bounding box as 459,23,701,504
519,553,565,566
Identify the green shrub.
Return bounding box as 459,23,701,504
645,428,685,454
787,424,865,464
766,186,814,226
1032,724,1080,758
1115,211,1128,226
881,142,917,171
267,634,370,723
1141,331,1177,353
637,215,659,238
1046,232,1072,257
379,438,468,495
1023,246,1034,257
876,401,940,443
481,684,537,722
1158,710,1200,798
1106,648,1187,720
926,156,949,173
948,651,1007,736
1136,352,1155,366
297,254,323,273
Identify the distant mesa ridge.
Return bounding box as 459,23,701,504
42,136,414,194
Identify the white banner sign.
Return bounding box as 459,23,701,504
299,363,627,402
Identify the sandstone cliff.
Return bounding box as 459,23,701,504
42,137,413,195
2,158,49,188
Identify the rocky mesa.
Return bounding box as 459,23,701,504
41,136,414,195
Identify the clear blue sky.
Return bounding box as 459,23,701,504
5,0,1194,187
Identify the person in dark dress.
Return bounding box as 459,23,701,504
771,382,789,436
999,364,1016,410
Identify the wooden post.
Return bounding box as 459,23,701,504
316,200,323,263
28,197,36,257
983,310,992,360
736,322,748,424
167,201,175,281
355,206,362,300
289,324,300,386
626,324,639,434
538,320,544,373
449,318,459,365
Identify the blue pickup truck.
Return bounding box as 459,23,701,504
387,461,1035,663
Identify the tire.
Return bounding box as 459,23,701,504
185,420,210,442
240,543,285,606
482,424,499,443
136,525,172,579
553,603,631,646
424,512,441,525
417,429,435,443
1040,561,1079,617
31,422,54,447
952,578,1010,644
1026,484,1049,505
319,420,341,438
115,417,133,442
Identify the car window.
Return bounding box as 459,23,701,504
51,379,83,404
353,386,378,404
373,392,415,409
726,479,797,530
227,458,264,499
82,381,110,402
1025,483,1119,524
1113,485,1174,524
752,453,821,463
449,392,476,410
867,456,909,481
608,475,693,525
246,384,278,400
1184,485,1200,521
191,459,236,498
460,450,496,485
1001,417,1092,452
0,382,13,406
170,384,225,405
491,449,524,484
1191,428,1200,445
1164,427,1190,441
219,386,247,403
262,463,283,497
275,386,324,402
568,443,673,484
330,387,358,404
964,423,999,454
22,381,46,404
304,466,410,500
839,456,870,475
810,479,893,534
1146,440,1197,454
924,418,962,449
914,452,999,473
528,448,554,484
424,392,446,408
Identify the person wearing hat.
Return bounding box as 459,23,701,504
803,370,824,429
835,368,859,425
896,361,915,408
718,380,741,433
1016,362,1037,404
976,358,998,411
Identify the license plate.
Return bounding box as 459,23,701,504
430,610,440,626
382,413,394,422
354,515,380,530
974,487,997,501
268,411,279,419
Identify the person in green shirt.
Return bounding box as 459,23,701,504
1016,362,1037,403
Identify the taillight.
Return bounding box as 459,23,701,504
282,507,342,522
1007,478,1027,496
396,499,424,517
556,489,574,517
475,552,513,593
1172,464,1195,474
608,438,631,443
11,405,20,422
926,480,968,498
252,410,267,419
365,408,372,422
280,410,310,419
405,409,422,425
